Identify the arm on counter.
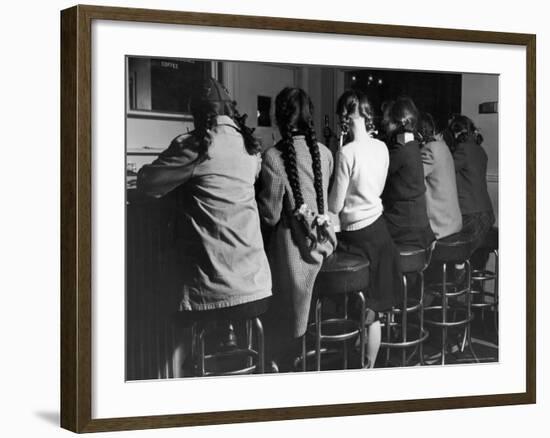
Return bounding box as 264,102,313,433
137,135,199,198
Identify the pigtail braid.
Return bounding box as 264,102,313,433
306,125,331,244
280,126,317,249
193,108,218,162
231,106,262,156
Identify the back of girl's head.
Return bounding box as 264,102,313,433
274,87,330,247
418,112,437,145
336,90,375,138
382,96,420,143
447,114,483,146
190,77,260,160
275,87,315,135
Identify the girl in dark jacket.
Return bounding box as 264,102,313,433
445,115,495,270
381,97,435,250
445,115,495,241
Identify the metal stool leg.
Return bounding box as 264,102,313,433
385,311,392,366
253,317,265,373
189,323,197,375
197,327,206,377
441,262,448,366
315,299,322,371
301,335,307,372
419,271,425,365
494,250,499,333
402,274,408,366
465,260,479,363
357,291,367,368
246,319,253,368
342,294,349,369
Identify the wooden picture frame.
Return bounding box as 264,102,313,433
60,4,536,433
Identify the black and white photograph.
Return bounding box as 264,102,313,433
125,56,499,380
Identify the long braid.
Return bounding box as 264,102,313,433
193,107,218,162
231,105,262,156
305,124,331,243
279,125,317,249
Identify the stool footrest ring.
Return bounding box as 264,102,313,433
306,318,360,342
424,306,474,327
381,329,430,349
200,348,260,376
385,301,423,315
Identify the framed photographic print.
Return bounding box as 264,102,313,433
60,4,536,433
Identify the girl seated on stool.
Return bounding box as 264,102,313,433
328,90,402,368
381,97,435,250
257,87,336,372
418,112,463,240
445,115,495,271
137,78,272,368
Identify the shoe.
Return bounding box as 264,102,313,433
454,264,466,285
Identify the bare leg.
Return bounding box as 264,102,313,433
366,320,381,368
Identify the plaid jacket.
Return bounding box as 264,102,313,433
257,136,336,337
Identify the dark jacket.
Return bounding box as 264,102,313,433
382,140,435,249
453,139,494,216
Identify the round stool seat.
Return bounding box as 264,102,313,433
314,250,370,297
432,233,477,263
398,246,431,273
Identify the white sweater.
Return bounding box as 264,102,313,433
328,137,389,232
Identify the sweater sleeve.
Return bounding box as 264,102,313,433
387,146,405,175
257,150,285,227
137,136,199,198
421,144,435,178
328,149,351,230
453,143,467,173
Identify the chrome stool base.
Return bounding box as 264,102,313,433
425,259,478,365
191,318,265,377
297,292,367,371
470,249,499,333
382,246,432,367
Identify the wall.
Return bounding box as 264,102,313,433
225,61,297,148
126,61,337,166
1,1,545,438
461,73,499,222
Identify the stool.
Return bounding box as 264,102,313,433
470,227,499,332
425,233,478,365
179,298,269,377
298,250,370,371
380,245,432,367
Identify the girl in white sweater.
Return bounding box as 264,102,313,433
328,90,402,368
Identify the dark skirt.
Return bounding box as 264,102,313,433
338,215,402,312
384,214,435,250
462,210,496,269
461,211,495,243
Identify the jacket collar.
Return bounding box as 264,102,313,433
216,115,238,129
